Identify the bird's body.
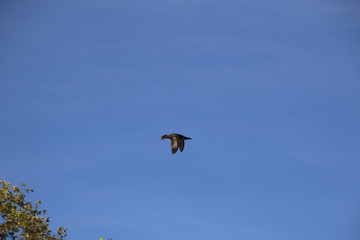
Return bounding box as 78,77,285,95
160,133,192,154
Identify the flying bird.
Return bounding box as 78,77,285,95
160,133,192,154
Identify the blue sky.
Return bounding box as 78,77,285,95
1,1,359,239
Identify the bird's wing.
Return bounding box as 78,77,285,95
171,138,178,154
178,139,185,152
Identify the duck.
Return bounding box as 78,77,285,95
160,133,192,154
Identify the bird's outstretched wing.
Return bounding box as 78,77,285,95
178,139,185,152
171,138,178,154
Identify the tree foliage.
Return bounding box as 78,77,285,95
0,180,67,240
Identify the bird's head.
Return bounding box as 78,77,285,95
160,135,168,140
